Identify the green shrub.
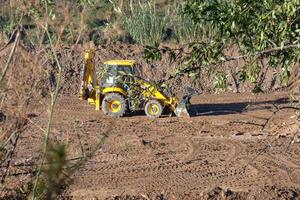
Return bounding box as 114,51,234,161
0,13,19,42
32,143,68,200
213,72,228,93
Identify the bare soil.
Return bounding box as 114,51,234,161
4,92,300,199
1,43,300,199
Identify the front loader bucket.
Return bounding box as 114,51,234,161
174,97,191,117
174,87,198,117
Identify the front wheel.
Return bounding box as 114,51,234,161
145,100,163,118
102,93,127,117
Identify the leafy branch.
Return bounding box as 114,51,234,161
144,0,300,92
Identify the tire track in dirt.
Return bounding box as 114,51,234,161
70,136,267,197
55,94,298,198
9,93,300,199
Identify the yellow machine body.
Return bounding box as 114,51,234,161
79,49,191,118
136,79,179,110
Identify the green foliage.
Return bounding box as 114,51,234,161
1,0,299,92
213,72,228,93
76,0,96,6
127,85,146,111
0,1,204,45
145,0,300,91
172,3,210,42
0,12,20,42
144,43,162,62
33,143,68,200
281,65,292,86
252,84,263,94
123,2,169,45
237,70,247,83
184,0,300,74
246,61,261,84
122,1,208,45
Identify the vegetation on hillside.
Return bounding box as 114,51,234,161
2,0,298,92
145,0,300,92
0,0,194,45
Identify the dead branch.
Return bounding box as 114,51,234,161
0,29,21,83
0,119,28,185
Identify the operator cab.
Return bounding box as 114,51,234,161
100,60,136,90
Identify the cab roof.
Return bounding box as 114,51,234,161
104,60,135,66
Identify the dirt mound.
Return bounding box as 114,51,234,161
74,186,300,200
55,43,300,97
200,186,300,200
1,41,298,99
248,186,300,200
193,187,247,200
57,43,188,97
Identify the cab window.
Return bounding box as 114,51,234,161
101,65,133,87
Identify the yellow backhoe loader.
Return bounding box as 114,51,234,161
79,48,195,118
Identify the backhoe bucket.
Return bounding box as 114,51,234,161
174,87,198,117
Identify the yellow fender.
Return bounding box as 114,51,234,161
102,87,127,96
137,80,179,109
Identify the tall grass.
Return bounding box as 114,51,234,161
172,4,210,43
0,1,213,46
123,2,169,45
122,1,215,45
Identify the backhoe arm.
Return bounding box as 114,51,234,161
79,49,97,99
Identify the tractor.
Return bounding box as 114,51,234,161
79,48,194,118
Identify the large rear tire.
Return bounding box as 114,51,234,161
145,100,163,118
102,93,127,117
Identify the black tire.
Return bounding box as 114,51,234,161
145,100,163,118
102,93,127,117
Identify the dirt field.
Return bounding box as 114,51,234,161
4,92,300,199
